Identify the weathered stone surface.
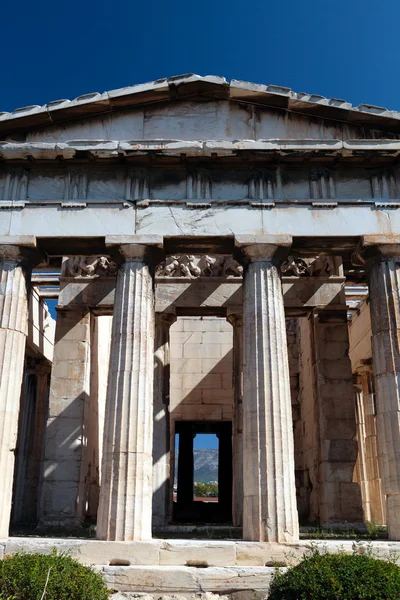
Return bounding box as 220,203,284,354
312,309,364,527
38,307,91,528
368,257,400,540
235,542,303,566
242,248,298,542
153,314,175,528
197,567,274,592
102,566,275,593
2,538,400,567
103,566,199,593
159,541,236,566
97,256,155,541
0,250,30,538
78,541,160,566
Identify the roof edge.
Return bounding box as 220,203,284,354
1,74,399,136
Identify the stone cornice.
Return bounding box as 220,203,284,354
1,74,400,135
1,139,400,160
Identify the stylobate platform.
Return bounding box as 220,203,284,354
0,538,399,596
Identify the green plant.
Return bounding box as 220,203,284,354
268,546,400,599
193,482,218,497
0,550,110,600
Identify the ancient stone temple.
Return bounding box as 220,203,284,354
0,75,400,562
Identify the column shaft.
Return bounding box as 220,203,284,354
0,253,30,538
97,257,155,541
242,258,298,542
152,313,175,528
368,258,400,539
354,384,371,522
357,371,386,524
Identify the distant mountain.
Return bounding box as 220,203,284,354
193,449,218,483
175,448,218,484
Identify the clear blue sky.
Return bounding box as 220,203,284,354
1,0,400,113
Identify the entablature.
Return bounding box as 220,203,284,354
1,142,400,207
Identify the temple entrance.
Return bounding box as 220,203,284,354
173,421,232,523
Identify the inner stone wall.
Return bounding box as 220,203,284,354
86,315,112,519
169,317,234,424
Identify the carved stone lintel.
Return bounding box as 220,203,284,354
156,253,337,279
62,256,118,278
155,255,243,278
281,256,309,276
281,255,337,277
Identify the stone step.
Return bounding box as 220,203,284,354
103,565,275,594
2,537,400,569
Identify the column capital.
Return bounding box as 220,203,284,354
227,311,243,327
0,237,42,266
155,312,177,328
353,235,400,265
235,235,292,264
106,235,164,262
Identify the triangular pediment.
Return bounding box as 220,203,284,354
1,74,400,143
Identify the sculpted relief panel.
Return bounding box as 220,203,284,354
61,254,337,280
281,256,338,277
62,256,118,278
156,255,243,278
156,255,337,279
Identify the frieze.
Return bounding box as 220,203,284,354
156,254,337,279
281,256,337,277
63,170,88,201
2,163,400,206
1,170,28,201
371,169,398,199
248,171,275,200
125,169,149,201
309,167,335,200
62,256,118,278
156,255,243,278
186,170,212,201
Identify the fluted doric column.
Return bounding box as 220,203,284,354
366,250,400,539
354,369,385,525
0,245,32,538
152,312,176,528
238,236,299,542
97,242,157,541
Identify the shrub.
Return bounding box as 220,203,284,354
0,550,110,600
268,547,400,600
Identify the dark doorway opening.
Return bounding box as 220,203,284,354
173,421,232,523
